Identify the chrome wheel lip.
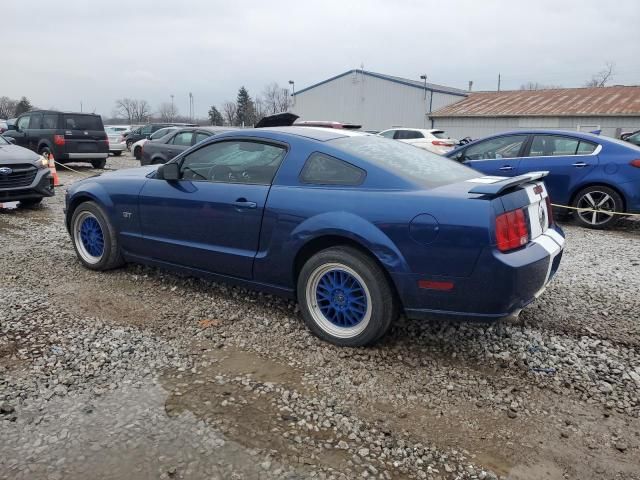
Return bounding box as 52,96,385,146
306,262,372,339
576,190,616,226
73,211,105,264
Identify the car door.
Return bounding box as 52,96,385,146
27,112,43,151
137,138,288,279
163,130,194,161
516,134,599,205
459,134,528,177
11,114,31,150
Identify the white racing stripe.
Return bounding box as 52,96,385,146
532,230,565,298
466,176,507,184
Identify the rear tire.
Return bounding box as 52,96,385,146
70,201,123,271
297,246,398,347
91,158,107,169
573,185,623,229
134,146,142,160
112,151,122,157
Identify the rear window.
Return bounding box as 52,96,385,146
63,114,103,131
330,136,477,188
300,152,366,185
431,131,448,139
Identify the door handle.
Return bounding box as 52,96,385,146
499,165,514,171
572,162,588,167
232,199,257,209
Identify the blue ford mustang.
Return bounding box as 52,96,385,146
65,127,565,346
446,130,640,229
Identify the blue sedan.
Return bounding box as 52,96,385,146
65,127,565,346
446,130,640,228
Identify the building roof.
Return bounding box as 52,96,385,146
431,86,640,118
294,69,468,97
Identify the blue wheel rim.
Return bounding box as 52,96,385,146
79,216,104,258
315,268,368,327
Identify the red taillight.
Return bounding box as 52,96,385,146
631,159,640,168
495,209,529,252
545,196,554,226
53,134,65,146
432,140,452,146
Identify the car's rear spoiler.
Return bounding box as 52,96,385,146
468,171,549,196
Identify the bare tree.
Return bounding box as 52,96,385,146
253,97,268,121
134,100,152,123
157,102,179,122
113,98,151,123
262,82,292,114
584,62,615,88
519,81,562,90
222,101,237,126
113,98,137,123
0,96,18,119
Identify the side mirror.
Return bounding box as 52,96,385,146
7,123,17,131
157,162,179,181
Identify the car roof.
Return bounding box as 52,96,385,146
248,126,366,141
27,109,100,116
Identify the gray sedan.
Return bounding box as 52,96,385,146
140,127,234,166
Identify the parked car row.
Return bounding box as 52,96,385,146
445,130,640,229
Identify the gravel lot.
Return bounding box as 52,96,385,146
1,153,639,480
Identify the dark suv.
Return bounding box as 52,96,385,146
124,123,198,149
3,111,109,169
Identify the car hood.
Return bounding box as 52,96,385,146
0,144,41,164
102,165,157,178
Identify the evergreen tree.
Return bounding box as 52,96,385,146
235,86,255,126
208,105,224,126
14,96,33,116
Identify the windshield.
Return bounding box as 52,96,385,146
330,135,478,188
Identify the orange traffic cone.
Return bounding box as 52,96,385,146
47,153,61,187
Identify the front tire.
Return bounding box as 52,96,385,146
71,201,123,271
134,146,142,160
19,198,43,208
297,246,398,347
573,185,623,229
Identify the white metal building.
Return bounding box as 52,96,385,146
291,69,467,131
430,86,640,139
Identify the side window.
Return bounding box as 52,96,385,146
29,113,43,129
17,115,30,131
577,141,597,154
179,141,286,185
529,135,580,157
195,132,210,144
464,135,527,160
42,114,58,129
398,130,423,139
141,125,153,135
379,130,396,139
300,152,366,186
171,131,193,146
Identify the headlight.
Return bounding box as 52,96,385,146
36,155,49,169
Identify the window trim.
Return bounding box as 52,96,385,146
172,137,289,186
522,134,601,158
298,151,367,186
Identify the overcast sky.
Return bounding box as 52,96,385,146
3,0,639,119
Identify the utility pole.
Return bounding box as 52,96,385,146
80,101,83,112
170,94,175,122
189,92,193,121
468,80,473,92
497,73,501,92
420,74,428,128
288,80,295,108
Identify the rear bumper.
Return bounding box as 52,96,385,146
108,142,126,152
398,225,565,322
66,153,109,160
0,169,54,201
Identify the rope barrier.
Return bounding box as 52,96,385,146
550,203,640,218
